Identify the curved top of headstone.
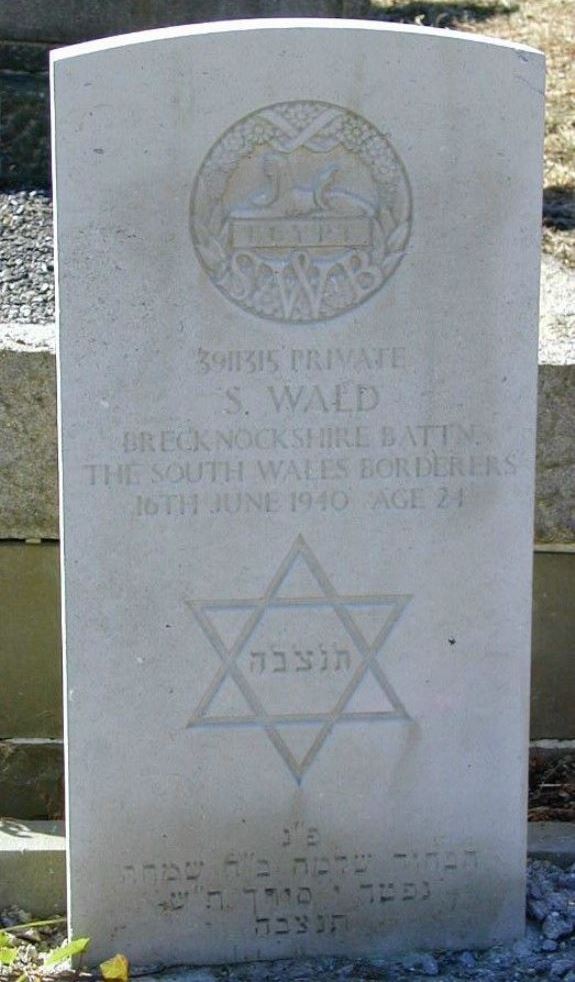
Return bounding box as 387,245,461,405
51,17,543,327
50,16,543,62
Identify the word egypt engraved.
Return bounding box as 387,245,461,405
187,535,412,781
190,102,411,322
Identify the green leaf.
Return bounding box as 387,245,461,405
0,932,14,947
0,947,18,965
3,917,66,935
44,937,91,967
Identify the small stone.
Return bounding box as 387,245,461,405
549,959,575,979
458,950,476,968
513,938,535,959
486,947,515,969
401,952,439,975
543,912,575,940
0,906,32,927
334,964,356,979
530,956,556,973
542,939,559,952
528,898,548,922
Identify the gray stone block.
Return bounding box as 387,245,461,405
0,819,65,916
0,326,57,539
535,366,575,544
0,741,64,820
0,541,62,739
531,552,575,740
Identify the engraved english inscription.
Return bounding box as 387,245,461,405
190,102,411,322
187,535,412,782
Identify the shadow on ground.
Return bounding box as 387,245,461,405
357,1,517,26
544,186,575,232
0,819,32,838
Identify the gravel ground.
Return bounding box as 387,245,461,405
0,192,54,325
1,192,574,366
1,860,575,982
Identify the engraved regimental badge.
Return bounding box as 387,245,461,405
190,101,411,323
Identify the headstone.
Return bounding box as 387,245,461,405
52,19,545,967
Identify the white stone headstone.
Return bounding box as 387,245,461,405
52,19,545,967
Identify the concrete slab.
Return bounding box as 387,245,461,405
527,822,575,869
0,819,65,916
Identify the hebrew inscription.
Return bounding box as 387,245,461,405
120,822,480,952
187,535,412,782
190,102,411,322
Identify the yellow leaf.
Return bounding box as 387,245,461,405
100,953,129,982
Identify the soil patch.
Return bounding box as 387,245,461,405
530,749,575,822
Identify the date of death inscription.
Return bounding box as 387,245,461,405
120,823,479,939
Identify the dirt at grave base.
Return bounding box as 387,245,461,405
529,750,575,822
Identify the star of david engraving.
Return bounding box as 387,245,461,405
186,535,412,782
